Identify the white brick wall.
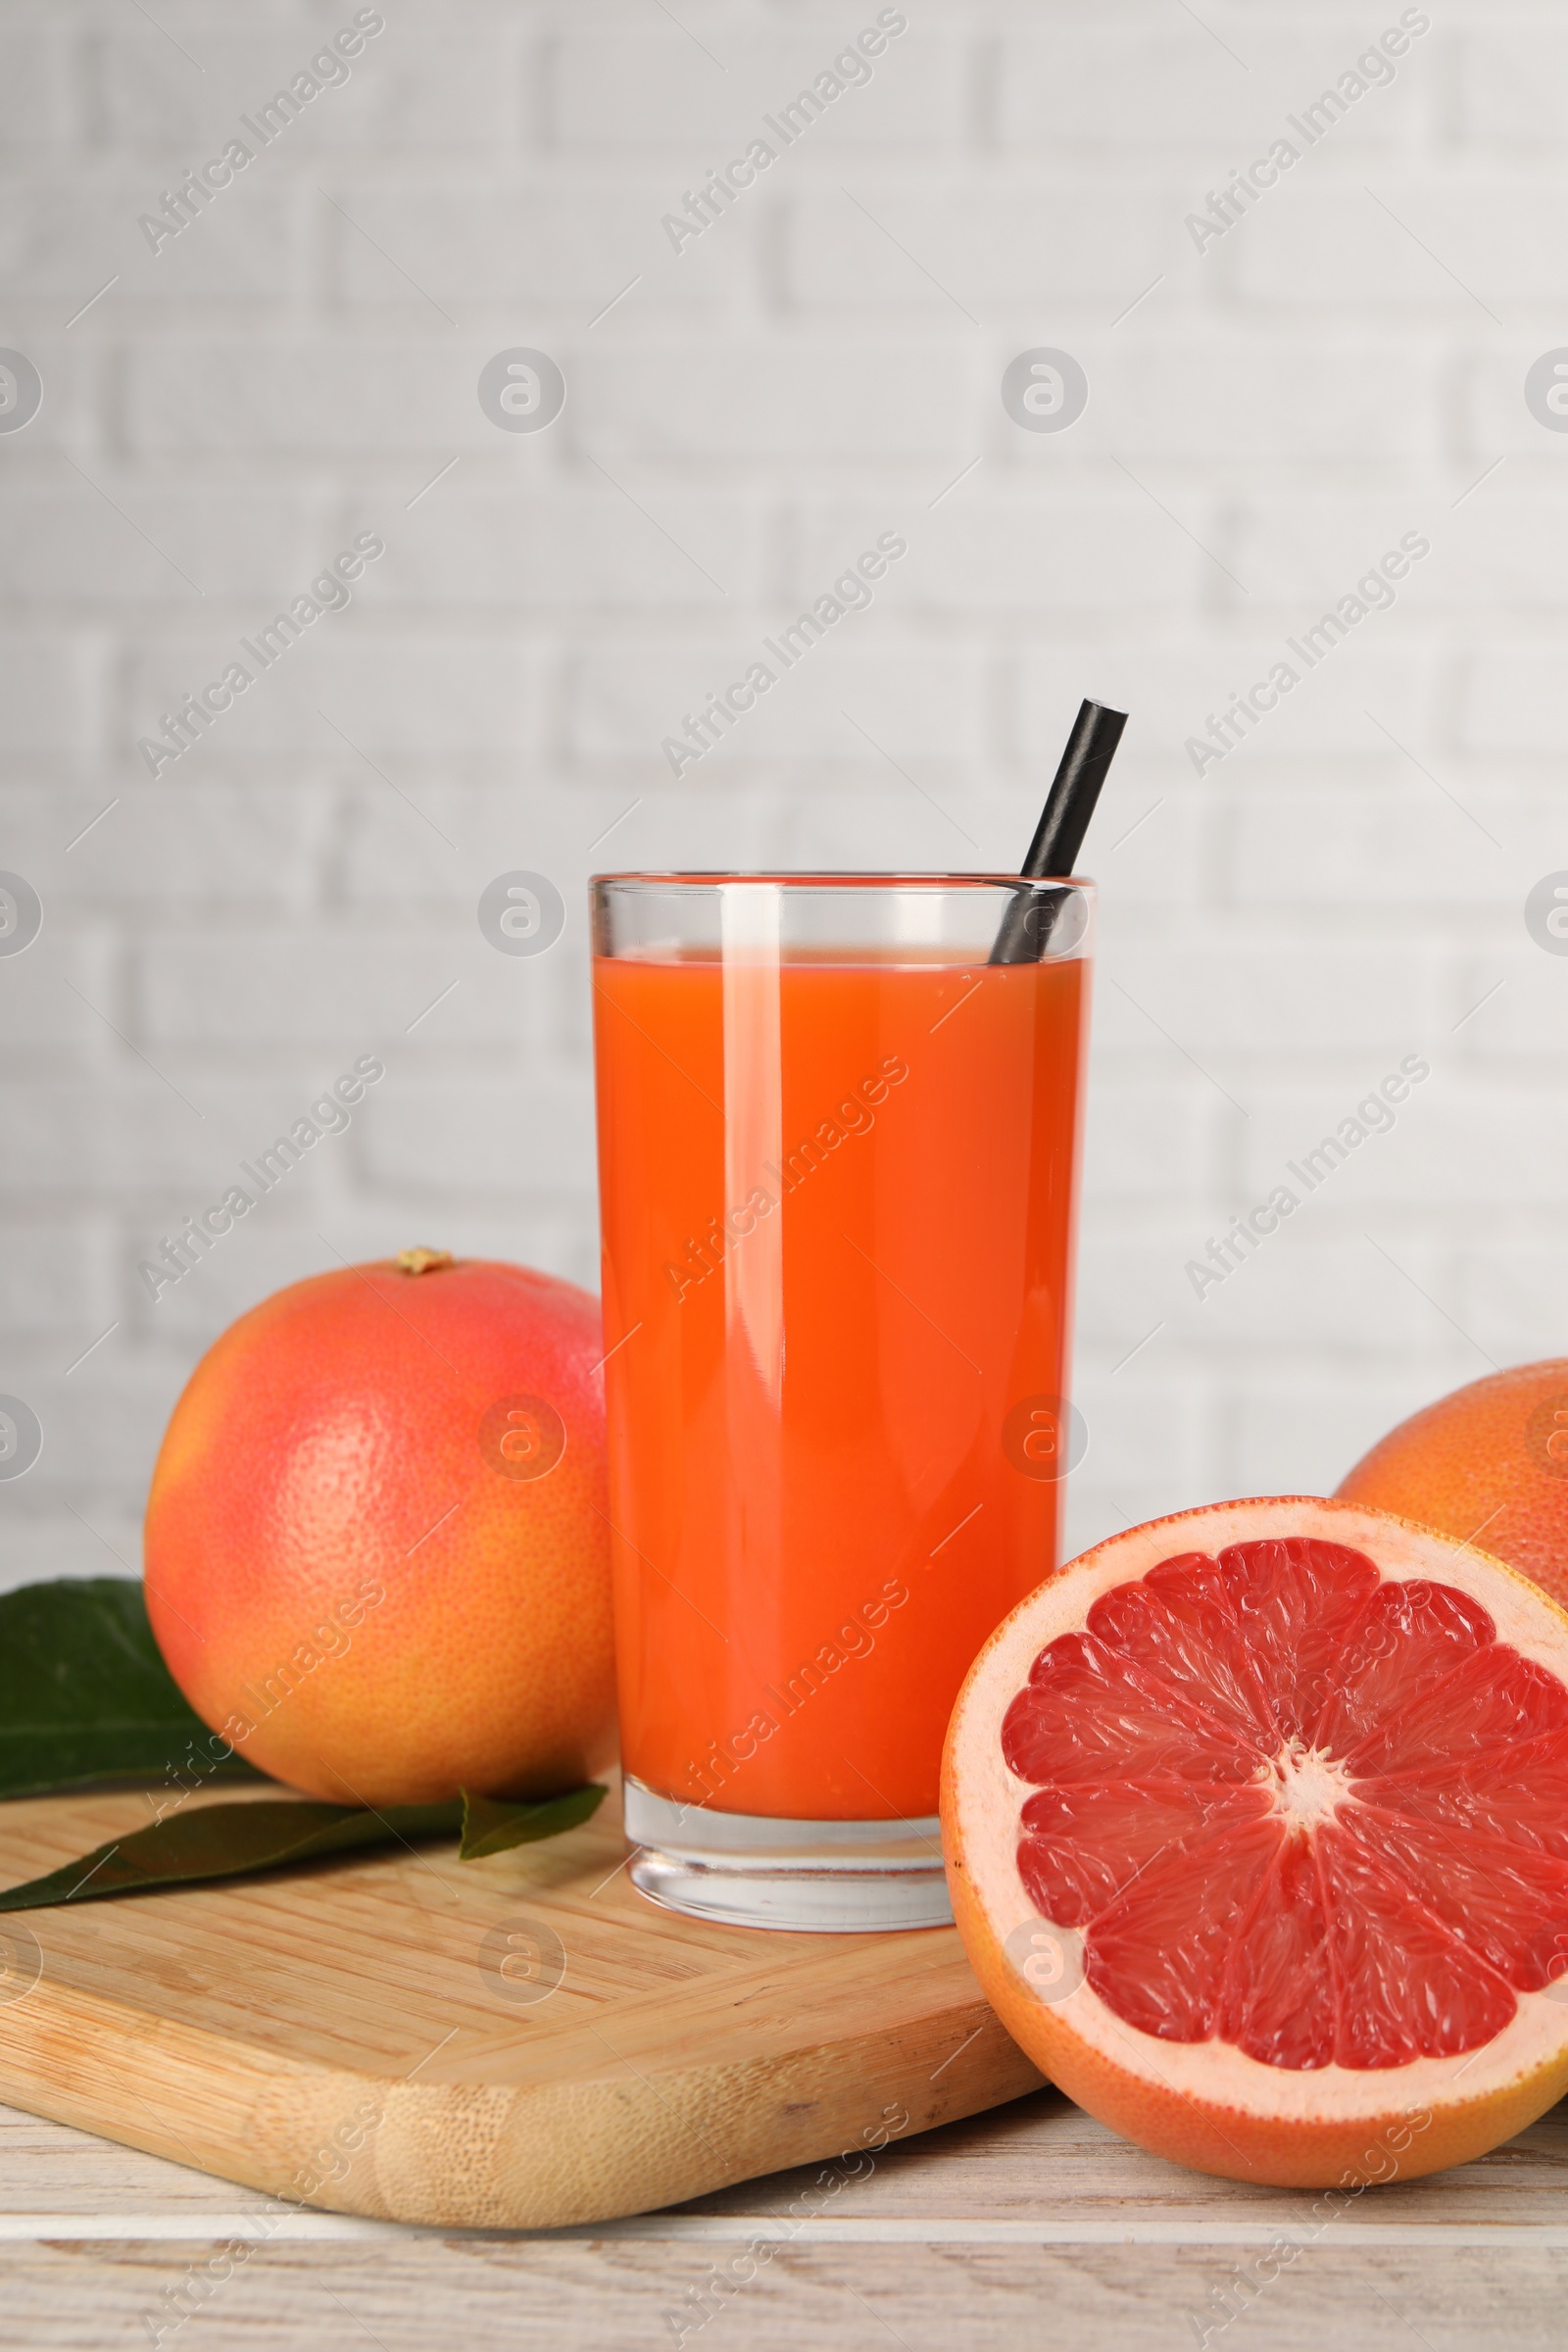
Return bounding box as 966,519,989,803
2,0,1565,1590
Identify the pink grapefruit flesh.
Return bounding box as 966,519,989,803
943,1497,1568,2185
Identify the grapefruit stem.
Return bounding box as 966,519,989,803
395,1249,454,1276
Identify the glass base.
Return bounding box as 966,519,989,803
622,1778,954,1933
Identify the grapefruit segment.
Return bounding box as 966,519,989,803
1341,1642,1568,1777
943,1496,1568,2185
1083,1815,1286,2043
1079,1564,1278,1744
1311,1577,1494,1755
1018,1778,1271,1926
1002,1637,1262,1785
1313,1823,1514,2067
1216,1835,1337,2072
1374,1730,1568,1856
1342,1806,1568,1992
1210,1537,1380,1741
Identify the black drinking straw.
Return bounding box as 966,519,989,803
988,698,1128,965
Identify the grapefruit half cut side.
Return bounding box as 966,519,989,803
942,1496,1568,2186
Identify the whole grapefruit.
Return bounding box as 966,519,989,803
144,1251,615,1805
1337,1361,1568,1612
944,1496,1568,2187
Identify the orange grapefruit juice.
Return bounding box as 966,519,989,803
592,951,1088,1820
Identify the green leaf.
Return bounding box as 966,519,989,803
458,1783,608,1859
0,1785,611,1912
0,1797,465,1912
0,1579,263,1800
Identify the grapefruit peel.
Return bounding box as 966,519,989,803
942,1496,1568,2186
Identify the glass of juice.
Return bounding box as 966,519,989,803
591,873,1092,1931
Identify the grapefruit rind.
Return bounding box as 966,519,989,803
144,1256,616,1806
1337,1357,1568,1613
942,1495,1568,2186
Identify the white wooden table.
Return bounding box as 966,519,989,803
4,2087,1565,2347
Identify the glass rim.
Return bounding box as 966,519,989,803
592,870,1095,892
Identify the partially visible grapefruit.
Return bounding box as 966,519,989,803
145,1251,615,1806
1338,1361,1568,1612
943,1496,1568,2187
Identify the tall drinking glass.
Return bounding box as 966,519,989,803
591,874,1092,1931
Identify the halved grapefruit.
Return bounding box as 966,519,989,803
943,1496,1568,2186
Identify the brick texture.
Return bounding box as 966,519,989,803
0,0,1559,1586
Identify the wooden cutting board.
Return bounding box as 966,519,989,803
0,1784,1041,2230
